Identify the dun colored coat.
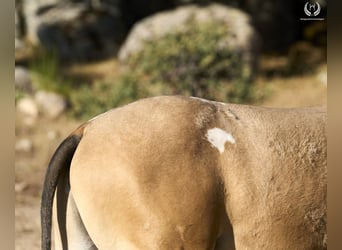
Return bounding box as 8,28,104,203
41,96,327,250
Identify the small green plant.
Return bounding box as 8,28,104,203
29,49,73,98
68,75,148,120
15,89,26,102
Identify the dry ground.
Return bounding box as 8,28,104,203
15,58,327,249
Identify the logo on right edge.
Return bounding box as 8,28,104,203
304,2,321,16
300,1,325,20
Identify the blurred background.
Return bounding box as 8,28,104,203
15,0,326,249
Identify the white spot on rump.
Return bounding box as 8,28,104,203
206,128,236,153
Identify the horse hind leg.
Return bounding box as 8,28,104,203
65,191,97,250
52,172,97,250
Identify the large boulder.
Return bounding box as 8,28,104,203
118,4,260,80
22,0,125,61
22,0,60,45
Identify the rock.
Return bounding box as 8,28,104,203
16,97,39,118
15,66,33,93
47,130,59,140
23,0,125,61
22,0,60,45
15,182,28,193
118,4,260,80
35,91,68,119
15,139,33,153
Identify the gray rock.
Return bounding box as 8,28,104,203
47,130,59,140
23,0,124,61
15,66,33,93
22,0,60,45
15,139,33,153
34,91,68,119
15,182,28,193
118,4,260,80
16,97,39,118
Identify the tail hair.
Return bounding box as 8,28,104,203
41,129,83,250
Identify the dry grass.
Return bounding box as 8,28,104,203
64,58,122,83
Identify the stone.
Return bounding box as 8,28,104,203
15,182,28,193
47,130,59,140
35,90,68,119
16,97,39,118
15,139,33,153
22,0,125,61
22,0,60,45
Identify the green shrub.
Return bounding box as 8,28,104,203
124,19,253,103
69,75,148,120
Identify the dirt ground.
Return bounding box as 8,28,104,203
15,59,326,249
